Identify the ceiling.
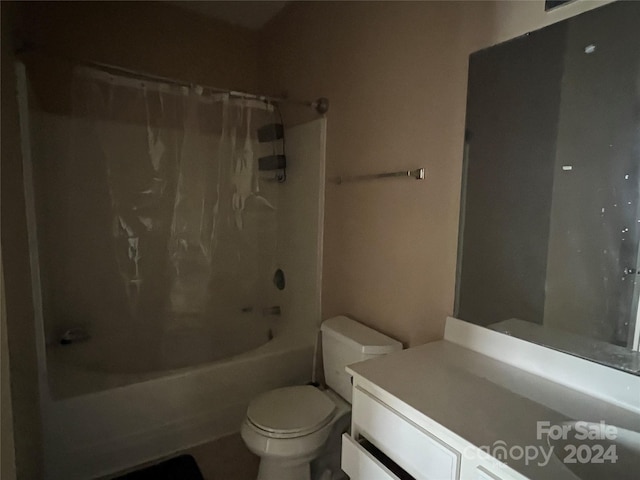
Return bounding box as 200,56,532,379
170,1,289,30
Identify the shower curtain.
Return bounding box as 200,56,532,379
38,66,280,368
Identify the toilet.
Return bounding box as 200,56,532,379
241,316,402,480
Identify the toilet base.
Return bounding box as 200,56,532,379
256,457,310,480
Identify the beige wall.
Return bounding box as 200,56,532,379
260,0,613,346
14,1,261,95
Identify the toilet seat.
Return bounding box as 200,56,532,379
247,385,336,439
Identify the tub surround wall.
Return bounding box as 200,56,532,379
34,118,325,479
27,105,276,357
36,117,327,401
275,119,326,335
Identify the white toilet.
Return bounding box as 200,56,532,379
241,316,402,480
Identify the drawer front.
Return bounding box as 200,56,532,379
352,387,460,480
476,467,501,480
341,434,401,480
475,465,525,480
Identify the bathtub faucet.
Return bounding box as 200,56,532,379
59,327,91,345
262,306,281,316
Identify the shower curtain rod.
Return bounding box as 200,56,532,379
15,43,329,113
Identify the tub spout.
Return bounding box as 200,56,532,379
60,327,91,345
262,306,281,316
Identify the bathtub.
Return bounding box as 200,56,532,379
41,329,316,480
46,311,278,397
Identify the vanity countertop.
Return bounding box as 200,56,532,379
347,339,640,480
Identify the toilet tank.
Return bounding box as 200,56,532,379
321,316,402,403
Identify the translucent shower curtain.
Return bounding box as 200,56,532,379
36,66,280,370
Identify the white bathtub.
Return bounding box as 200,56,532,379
42,329,316,480
46,310,277,398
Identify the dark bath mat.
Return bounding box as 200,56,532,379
113,454,205,480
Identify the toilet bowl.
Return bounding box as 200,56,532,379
241,316,402,480
241,387,349,480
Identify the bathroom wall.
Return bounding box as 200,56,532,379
1,0,616,476
13,1,261,97
260,0,614,346
260,1,482,346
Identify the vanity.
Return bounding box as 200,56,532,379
341,318,640,480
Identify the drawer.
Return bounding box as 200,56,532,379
352,386,460,480
476,467,501,480
342,434,402,480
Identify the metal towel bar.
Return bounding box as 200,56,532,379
334,167,425,185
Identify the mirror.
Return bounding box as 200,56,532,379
456,1,640,374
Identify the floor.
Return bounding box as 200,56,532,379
109,433,260,480
186,433,260,480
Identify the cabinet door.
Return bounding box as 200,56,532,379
341,434,402,480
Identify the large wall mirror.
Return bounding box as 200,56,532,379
456,1,640,374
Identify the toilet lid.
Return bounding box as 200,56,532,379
247,386,336,437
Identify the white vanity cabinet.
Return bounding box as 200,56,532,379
341,377,526,480
340,318,640,480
